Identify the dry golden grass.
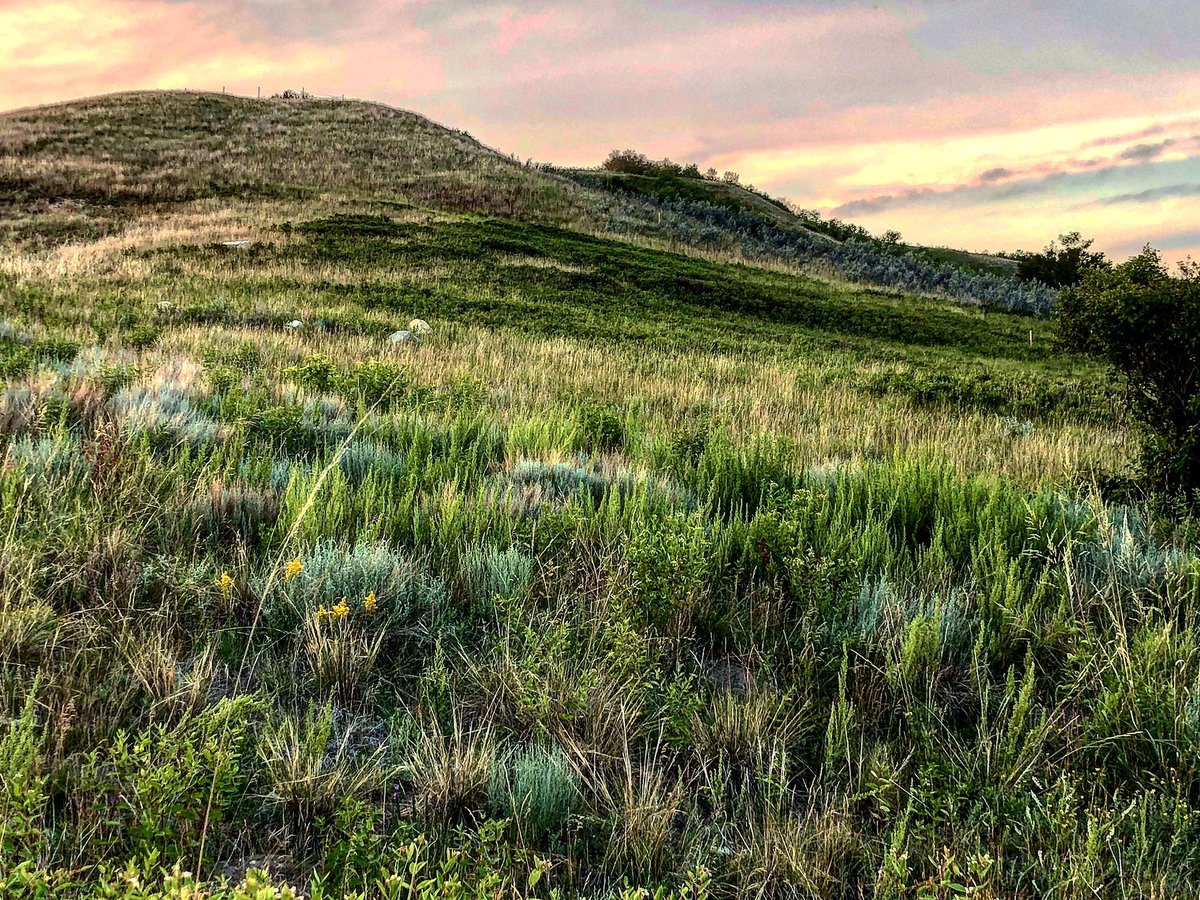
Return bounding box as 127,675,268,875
144,321,1128,486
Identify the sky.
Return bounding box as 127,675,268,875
3,0,1199,261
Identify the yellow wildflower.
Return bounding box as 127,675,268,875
364,591,378,613
217,571,234,599
315,604,330,622
331,597,350,619
284,555,303,582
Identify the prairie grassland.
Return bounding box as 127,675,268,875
1,92,1198,900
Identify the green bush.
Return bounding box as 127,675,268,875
72,696,261,868
1056,248,1200,501
577,402,626,452
489,743,580,845
0,693,47,867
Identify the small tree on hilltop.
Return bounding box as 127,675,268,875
1055,246,1200,502
1017,231,1111,289
602,149,653,175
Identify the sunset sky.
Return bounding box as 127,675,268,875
3,0,1199,261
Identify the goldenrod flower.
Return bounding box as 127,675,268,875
217,571,234,599
284,555,303,582
364,590,378,613
332,597,350,619
315,604,330,622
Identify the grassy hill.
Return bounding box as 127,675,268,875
1,91,1197,898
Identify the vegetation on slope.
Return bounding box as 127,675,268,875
2,91,1048,314
563,167,1054,314
0,91,1195,899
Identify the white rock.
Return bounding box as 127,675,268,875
222,240,252,249
285,319,303,330
407,318,432,336
388,330,418,345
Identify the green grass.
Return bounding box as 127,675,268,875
0,90,1194,899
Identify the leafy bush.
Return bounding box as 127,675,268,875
1056,248,1200,500
0,694,47,866
72,696,261,868
623,514,710,628
577,401,626,452
1015,231,1110,289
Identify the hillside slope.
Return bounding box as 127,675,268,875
1,91,1049,311
3,91,1195,900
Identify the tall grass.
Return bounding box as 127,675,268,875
0,90,1195,898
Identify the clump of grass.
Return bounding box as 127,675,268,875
461,545,534,607
194,480,281,545
489,742,581,846
302,613,386,708
259,703,388,826
398,710,496,827
595,755,687,882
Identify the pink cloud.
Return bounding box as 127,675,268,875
493,9,554,58
0,0,445,112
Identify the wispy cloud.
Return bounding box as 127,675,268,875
1099,183,1200,205
1119,140,1176,162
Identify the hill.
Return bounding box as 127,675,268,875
1,90,1049,312
1,91,1197,899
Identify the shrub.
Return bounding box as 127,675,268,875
286,353,339,393
1055,248,1200,501
0,693,47,866
72,696,261,868
349,360,411,408
461,545,534,606
1015,231,1110,289
622,514,710,629
264,539,448,640
489,742,580,845
5,435,92,486
126,323,161,350
114,382,220,448
251,403,312,453
577,402,625,452
337,439,407,487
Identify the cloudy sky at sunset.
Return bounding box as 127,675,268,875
4,0,1198,261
